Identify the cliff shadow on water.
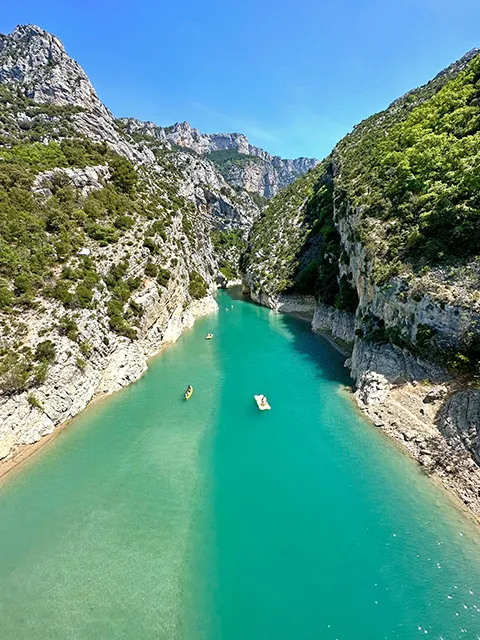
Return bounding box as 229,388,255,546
229,284,352,383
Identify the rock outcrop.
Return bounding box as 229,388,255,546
0,24,107,114
119,118,318,198
311,302,355,345
242,278,317,317
0,24,154,163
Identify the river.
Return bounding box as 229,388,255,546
0,289,479,639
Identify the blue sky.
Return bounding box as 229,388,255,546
1,0,480,159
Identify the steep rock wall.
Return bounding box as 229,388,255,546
119,118,318,198
311,302,355,344
0,291,217,460
0,25,260,461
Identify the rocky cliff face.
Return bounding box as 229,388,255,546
0,25,107,114
0,24,263,461
243,50,480,518
0,152,224,459
119,118,318,198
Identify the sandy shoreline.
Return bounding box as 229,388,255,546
0,417,71,485
0,387,120,486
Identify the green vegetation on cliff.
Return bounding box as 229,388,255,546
188,271,208,299
244,50,480,376
206,149,262,167
0,137,138,308
336,53,480,281
243,159,349,304
243,158,358,310
211,229,246,281
0,81,219,394
0,84,83,142
247,52,480,298
206,149,263,185
242,162,324,292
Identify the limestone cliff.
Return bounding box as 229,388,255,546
0,24,262,460
118,118,318,198
243,50,480,518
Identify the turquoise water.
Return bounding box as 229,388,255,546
1,289,480,639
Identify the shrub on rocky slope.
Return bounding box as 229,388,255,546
0,24,263,457
244,49,480,376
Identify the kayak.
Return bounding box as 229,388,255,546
205,333,214,340
254,394,271,411
184,385,193,400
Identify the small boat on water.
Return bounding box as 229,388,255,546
184,385,193,400
254,394,271,411
205,333,214,340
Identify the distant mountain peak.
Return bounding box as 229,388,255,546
119,117,318,197
0,24,317,197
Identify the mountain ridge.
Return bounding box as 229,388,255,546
0,24,316,199
118,117,318,198
118,117,316,164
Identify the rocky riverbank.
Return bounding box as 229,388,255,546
0,293,218,471
350,337,480,521
243,285,480,522
354,373,480,521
